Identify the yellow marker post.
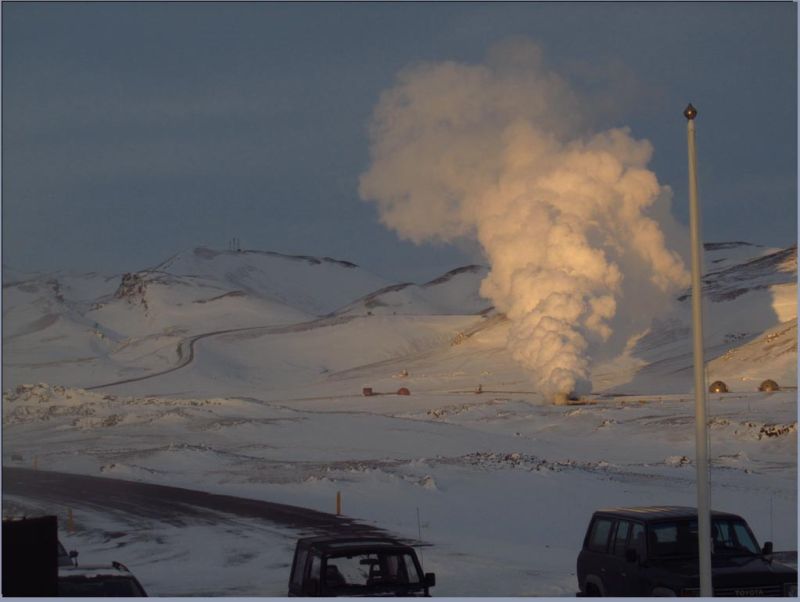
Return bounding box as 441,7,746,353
336,491,342,516
67,508,75,534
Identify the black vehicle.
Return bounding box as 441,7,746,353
576,506,797,597
58,561,148,597
3,515,59,596
288,536,436,597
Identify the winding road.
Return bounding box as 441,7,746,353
85,314,359,391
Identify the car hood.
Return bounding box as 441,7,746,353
651,555,796,586
327,584,428,597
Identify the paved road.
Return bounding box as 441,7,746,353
3,467,389,538
85,315,359,391
86,327,250,391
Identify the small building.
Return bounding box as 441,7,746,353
709,381,729,393
397,387,410,396
758,379,780,392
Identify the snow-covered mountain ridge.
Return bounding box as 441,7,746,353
680,244,796,302
2,242,795,394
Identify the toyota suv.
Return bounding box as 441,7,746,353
58,561,148,597
577,506,797,597
288,536,435,596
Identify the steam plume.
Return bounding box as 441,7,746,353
360,40,689,401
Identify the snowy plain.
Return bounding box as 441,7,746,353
2,242,797,596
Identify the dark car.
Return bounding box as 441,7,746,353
577,506,797,597
288,536,436,597
58,561,148,597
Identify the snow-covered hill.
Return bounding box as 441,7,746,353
2,242,796,394
684,243,796,303
337,265,492,316
605,243,797,394
154,247,391,316
2,241,796,596
2,248,395,387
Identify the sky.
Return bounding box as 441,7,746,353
2,2,797,283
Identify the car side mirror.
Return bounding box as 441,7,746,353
625,548,638,563
69,550,79,566
762,541,773,556
425,573,436,588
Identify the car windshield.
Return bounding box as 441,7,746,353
648,518,761,558
58,576,145,597
323,551,423,592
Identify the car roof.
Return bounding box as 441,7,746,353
58,564,134,579
594,506,743,521
297,536,412,553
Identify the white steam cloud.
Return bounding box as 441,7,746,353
360,40,689,401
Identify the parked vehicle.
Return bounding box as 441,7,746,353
577,506,797,597
288,536,435,597
3,515,59,596
58,561,148,597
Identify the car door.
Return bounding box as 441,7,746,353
604,519,633,595
625,522,647,594
579,515,615,594
288,546,309,596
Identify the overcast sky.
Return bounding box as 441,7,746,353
3,2,796,282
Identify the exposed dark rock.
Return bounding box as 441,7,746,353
114,272,148,309
423,265,485,287
704,241,757,251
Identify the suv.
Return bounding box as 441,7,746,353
288,536,436,597
577,506,797,597
58,561,148,597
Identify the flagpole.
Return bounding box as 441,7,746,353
685,102,712,597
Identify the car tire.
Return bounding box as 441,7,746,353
584,582,602,597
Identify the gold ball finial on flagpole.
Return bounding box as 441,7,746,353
684,103,698,120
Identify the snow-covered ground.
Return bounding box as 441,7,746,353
2,242,797,596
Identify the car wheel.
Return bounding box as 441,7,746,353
585,583,602,597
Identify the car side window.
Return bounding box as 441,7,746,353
291,549,309,588
731,523,759,554
649,523,679,557
630,522,646,557
714,521,735,550
587,518,614,552
310,554,322,581
612,520,632,556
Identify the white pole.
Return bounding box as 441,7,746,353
685,103,713,597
